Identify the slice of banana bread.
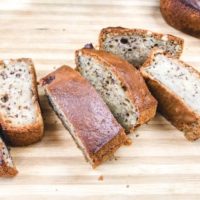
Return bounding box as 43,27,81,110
140,49,200,141
0,136,17,176
75,47,157,133
0,59,44,146
40,66,126,168
99,27,184,67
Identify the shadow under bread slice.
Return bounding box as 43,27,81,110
0,58,44,146
75,47,157,133
99,27,184,68
140,49,200,141
40,66,126,168
0,136,17,176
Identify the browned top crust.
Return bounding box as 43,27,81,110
75,48,157,125
160,0,200,38
41,66,125,155
99,26,184,57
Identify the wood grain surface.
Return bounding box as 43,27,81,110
0,0,200,199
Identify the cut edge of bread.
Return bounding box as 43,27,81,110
75,48,157,132
99,26,184,58
140,48,200,141
0,138,18,176
0,58,44,146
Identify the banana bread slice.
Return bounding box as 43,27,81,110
140,49,200,141
75,47,157,133
0,59,44,146
40,66,126,168
99,27,184,67
0,136,17,176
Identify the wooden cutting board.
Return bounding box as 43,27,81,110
0,0,200,199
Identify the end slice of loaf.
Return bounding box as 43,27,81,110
75,47,157,133
0,58,44,146
99,27,184,67
40,66,127,168
140,49,200,141
0,136,17,176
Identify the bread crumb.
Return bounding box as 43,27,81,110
98,175,104,181
136,134,139,138
126,184,130,188
114,156,118,161
124,137,132,146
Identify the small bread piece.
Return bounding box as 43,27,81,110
0,59,44,146
99,27,184,67
75,47,157,133
140,49,200,141
0,136,18,176
40,66,126,167
160,0,200,38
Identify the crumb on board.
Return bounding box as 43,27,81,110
136,134,139,138
126,184,130,188
98,175,104,181
124,137,132,146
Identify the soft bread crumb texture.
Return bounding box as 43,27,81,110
0,60,36,126
77,55,138,132
103,35,182,66
145,54,200,114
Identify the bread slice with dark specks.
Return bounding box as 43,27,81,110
0,136,17,176
75,47,157,133
99,27,184,67
40,66,127,168
0,58,44,146
140,49,200,141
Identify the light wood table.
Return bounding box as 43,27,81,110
0,0,200,199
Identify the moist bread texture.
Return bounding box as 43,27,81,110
40,66,126,168
99,27,184,67
160,0,200,38
140,49,200,141
75,48,157,133
0,137,17,176
0,58,44,146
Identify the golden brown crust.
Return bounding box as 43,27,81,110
0,161,18,177
75,48,157,128
140,49,200,141
91,129,126,168
40,66,126,167
160,0,200,38
99,26,184,58
0,58,44,146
